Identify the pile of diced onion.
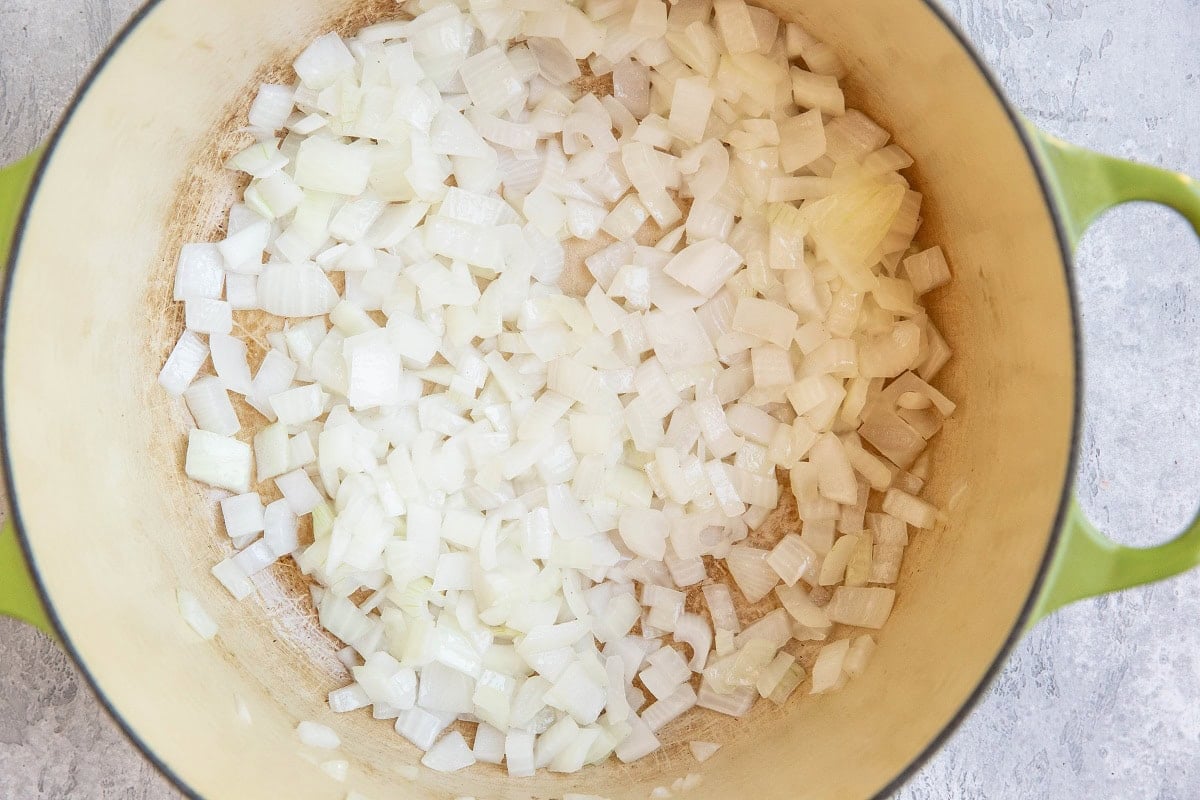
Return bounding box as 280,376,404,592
160,0,955,781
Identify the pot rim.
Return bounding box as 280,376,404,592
0,0,1082,797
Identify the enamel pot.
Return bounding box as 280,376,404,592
2,0,1199,798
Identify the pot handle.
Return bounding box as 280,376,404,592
0,150,54,637
1026,125,1200,621
0,521,53,635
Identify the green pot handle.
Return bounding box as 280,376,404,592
1027,124,1200,622
0,520,53,635
0,149,54,637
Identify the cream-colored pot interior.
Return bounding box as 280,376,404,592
3,0,1076,797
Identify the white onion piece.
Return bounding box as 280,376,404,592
176,588,218,639
881,488,939,529
185,429,252,493
733,609,792,652
810,639,850,694
423,731,477,773
618,507,668,559
689,740,721,763
328,683,371,714
173,244,224,302
185,376,240,437
724,546,777,603
642,683,697,731
158,331,209,396
297,720,341,750
696,679,755,717
664,239,742,299
774,583,831,632
755,652,795,697
825,587,895,629
614,714,661,763
672,613,712,671
220,493,264,539
702,583,741,633
258,263,340,317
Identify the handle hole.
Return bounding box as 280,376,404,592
1075,203,1200,547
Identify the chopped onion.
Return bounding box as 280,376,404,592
881,488,938,529
423,731,477,772
297,720,341,750
158,331,209,396
185,429,252,493
162,0,959,772
844,634,877,677
724,545,778,603
689,740,721,763
702,583,741,633
176,588,218,639
765,533,819,587
810,639,849,694
825,586,896,629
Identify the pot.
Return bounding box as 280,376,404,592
2,0,1199,798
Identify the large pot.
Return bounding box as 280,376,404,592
2,0,1199,798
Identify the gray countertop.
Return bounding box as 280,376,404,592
4,0,1200,797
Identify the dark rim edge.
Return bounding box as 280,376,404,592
0,1,1082,799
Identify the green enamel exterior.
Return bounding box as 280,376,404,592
1027,123,1200,622
0,520,53,635
0,150,55,637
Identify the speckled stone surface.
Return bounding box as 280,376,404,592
3,0,1200,797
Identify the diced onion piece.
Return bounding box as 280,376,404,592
767,661,805,705
712,0,759,54
724,546,778,603
696,679,755,717
778,109,826,173
293,137,372,195
258,263,340,317
422,731,477,772
881,488,938,529
732,296,798,349
176,588,218,639
809,433,857,504
702,583,741,633
825,587,896,629
621,142,681,227
460,46,525,114
642,683,697,731
297,720,341,750
810,639,849,694
212,558,253,600
844,634,877,677
755,651,795,697
185,429,253,493
220,492,265,538
159,331,209,396
614,714,662,763
668,77,716,144
293,32,355,90
664,239,743,300
765,533,819,587
902,246,952,294
818,533,858,586
185,376,240,437
774,583,831,632
790,67,845,116
689,741,721,763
